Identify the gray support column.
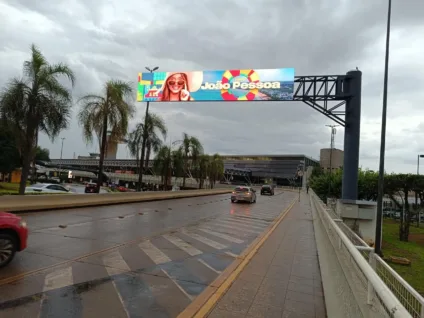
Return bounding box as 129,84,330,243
342,70,362,200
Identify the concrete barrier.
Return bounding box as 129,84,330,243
0,189,232,212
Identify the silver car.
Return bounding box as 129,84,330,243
231,186,257,203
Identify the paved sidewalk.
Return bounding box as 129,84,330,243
207,193,326,318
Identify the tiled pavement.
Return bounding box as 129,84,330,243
207,193,327,318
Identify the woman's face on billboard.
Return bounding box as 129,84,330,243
167,74,185,94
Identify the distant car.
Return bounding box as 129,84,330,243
0,212,28,267
85,183,99,193
231,186,257,203
261,184,274,196
25,183,71,194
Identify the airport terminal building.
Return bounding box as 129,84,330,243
50,154,319,186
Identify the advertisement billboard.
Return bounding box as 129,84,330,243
137,68,294,102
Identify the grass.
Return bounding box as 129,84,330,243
382,219,424,295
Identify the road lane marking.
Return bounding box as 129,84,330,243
177,197,297,318
139,240,172,264
224,252,239,258
223,216,271,226
163,234,203,256
198,228,244,244
204,223,261,235
197,259,221,274
181,230,227,250
212,219,265,231
43,266,73,292
161,269,194,301
103,251,131,276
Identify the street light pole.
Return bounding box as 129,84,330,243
59,137,65,172
418,154,424,175
375,0,392,256
137,66,159,192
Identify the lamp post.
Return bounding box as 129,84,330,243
137,66,159,192
59,137,65,172
375,0,392,256
417,154,424,175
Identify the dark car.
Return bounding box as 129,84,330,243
85,183,99,193
261,184,274,196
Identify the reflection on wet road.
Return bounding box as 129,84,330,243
0,190,297,317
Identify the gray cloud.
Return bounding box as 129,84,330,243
1,0,424,174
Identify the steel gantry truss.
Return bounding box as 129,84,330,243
293,75,350,127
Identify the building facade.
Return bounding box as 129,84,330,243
49,154,320,186
320,148,344,172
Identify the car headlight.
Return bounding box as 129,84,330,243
20,220,27,228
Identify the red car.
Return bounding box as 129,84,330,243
0,212,28,268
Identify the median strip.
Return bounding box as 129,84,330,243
0,189,232,212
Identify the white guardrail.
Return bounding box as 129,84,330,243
310,190,422,318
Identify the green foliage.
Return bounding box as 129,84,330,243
0,123,20,174
310,170,424,241
35,146,50,161
0,44,75,194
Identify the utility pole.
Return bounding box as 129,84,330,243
137,66,159,191
375,0,392,256
326,125,339,197
59,137,65,173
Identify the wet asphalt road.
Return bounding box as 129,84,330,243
0,190,297,318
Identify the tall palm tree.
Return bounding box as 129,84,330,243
127,113,167,178
153,145,183,188
78,80,134,191
208,154,224,189
196,154,210,189
176,133,204,188
127,123,143,162
0,44,75,194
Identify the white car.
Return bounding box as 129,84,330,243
25,183,71,194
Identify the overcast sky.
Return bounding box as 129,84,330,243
1,0,423,173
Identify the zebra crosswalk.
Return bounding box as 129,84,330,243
0,209,281,318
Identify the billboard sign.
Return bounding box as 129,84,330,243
137,68,294,102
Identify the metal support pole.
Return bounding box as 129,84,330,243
375,0,392,256
137,66,159,192
341,70,362,201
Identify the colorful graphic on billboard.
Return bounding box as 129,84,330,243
137,68,295,102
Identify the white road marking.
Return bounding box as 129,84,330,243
215,218,266,229
223,216,271,227
212,219,265,231
103,251,131,276
161,269,194,301
197,259,221,274
198,228,244,244
163,234,202,256
139,240,172,264
43,266,73,292
205,223,261,234
225,252,239,258
181,229,227,250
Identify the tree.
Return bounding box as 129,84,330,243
195,154,210,189
176,133,204,188
207,153,224,189
35,146,50,161
153,145,183,188
78,80,134,191
309,169,424,242
0,44,75,194
0,123,20,177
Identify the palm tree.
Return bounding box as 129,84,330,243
127,113,167,178
196,154,210,189
78,80,134,191
0,44,75,194
153,145,183,189
208,154,224,189
176,133,204,188
127,123,143,162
